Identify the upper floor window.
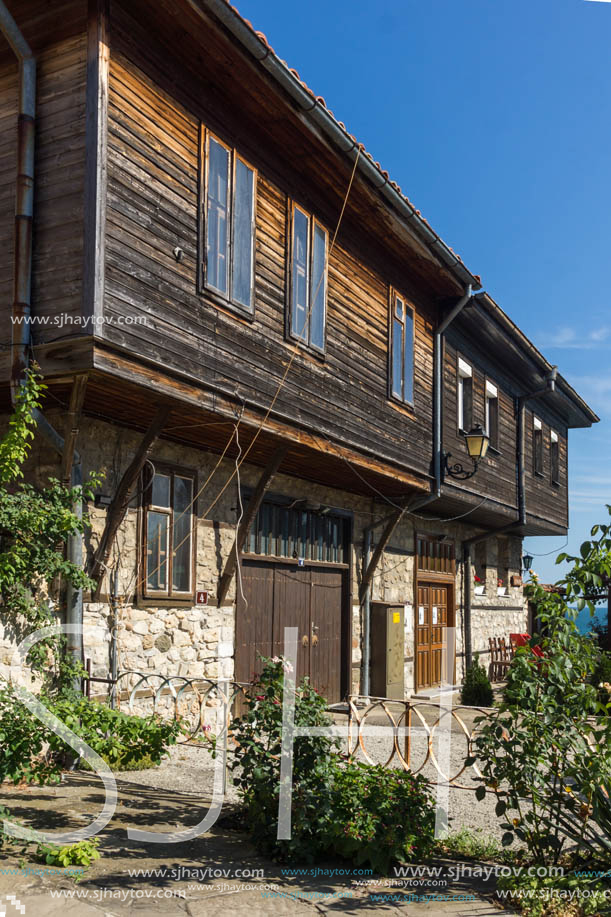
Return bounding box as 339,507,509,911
143,468,195,598
203,132,256,313
457,358,473,432
485,380,499,450
390,291,414,404
288,203,328,352
533,416,543,476
550,430,559,485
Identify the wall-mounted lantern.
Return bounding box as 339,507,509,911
443,424,490,481
522,553,534,572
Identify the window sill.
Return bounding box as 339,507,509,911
534,471,545,479
487,445,502,457
284,336,327,365
199,286,256,324
388,397,416,417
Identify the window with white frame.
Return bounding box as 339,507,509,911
390,290,414,404
289,203,328,352
203,132,256,313
457,358,473,432
533,416,544,476
550,430,559,484
143,469,195,598
485,380,499,450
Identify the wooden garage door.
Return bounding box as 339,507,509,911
235,560,344,702
416,582,451,691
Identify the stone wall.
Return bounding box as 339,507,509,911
0,411,529,698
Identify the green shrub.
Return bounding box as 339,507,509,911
0,685,183,785
497,869,610,917
230,657,436,869
591,649,611,709
461,654,494,707
320,761,435,873
230,656,338,861
36,838,100,870
473,580,611,865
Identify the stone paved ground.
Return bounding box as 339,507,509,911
0,773,516,917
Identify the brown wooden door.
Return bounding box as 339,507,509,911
415,582,452,691
235,560,343,702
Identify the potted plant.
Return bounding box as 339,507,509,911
474,573,485,595
497,577,507,596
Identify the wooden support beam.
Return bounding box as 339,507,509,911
217,445,288,607
61,374,88,483
90,405,170,596
359,507,404,603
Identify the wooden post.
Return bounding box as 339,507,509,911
61,374,88,483
217,445,288,607
358,507,404,603
90,405,170,595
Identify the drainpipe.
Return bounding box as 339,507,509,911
1,4,84,681
434,285,473,495
361,526,372,697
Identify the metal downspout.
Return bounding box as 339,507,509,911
434,285,473,496
361,527,372,697
1,4,84,680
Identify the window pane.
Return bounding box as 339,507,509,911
403,306,414,403
551,441,559,483
147,512,168,591
152,473,170,508
391,317,403,398
462,376,473,430
292,208,309,341
232,159,255,310
172,477,193,592
310,223,326,350
207,138,230,295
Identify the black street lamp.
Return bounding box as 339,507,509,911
522,553,534,572
443,424,490,481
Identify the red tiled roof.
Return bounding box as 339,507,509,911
219,0,481,286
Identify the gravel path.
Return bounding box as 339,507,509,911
118,703,508,841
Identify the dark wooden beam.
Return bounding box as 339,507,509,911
217,445,288,607
359,507,404,603
61,374,88,483
90,404,170,595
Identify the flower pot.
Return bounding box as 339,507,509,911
474,585,485,595
497,586,507,596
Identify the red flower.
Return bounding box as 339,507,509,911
474,575,481,583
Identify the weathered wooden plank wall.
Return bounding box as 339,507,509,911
101,36,437,479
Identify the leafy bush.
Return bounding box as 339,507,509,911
497,870,610,917
473,576,611,865
230,656,338,860
0,684,182,785
319,761,435,873
461,654,494,707
591,649,611,709
438,827,508,862
230,657,436,869
36,838,100,870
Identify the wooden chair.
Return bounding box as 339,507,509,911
488,637,513,681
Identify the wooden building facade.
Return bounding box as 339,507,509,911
0,0,598,698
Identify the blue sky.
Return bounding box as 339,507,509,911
236,0,611,584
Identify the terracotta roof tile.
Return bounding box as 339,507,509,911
219,0,479,284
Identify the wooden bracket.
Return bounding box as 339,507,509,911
217,445,288,607
359,507,404,603
90,404,170,596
